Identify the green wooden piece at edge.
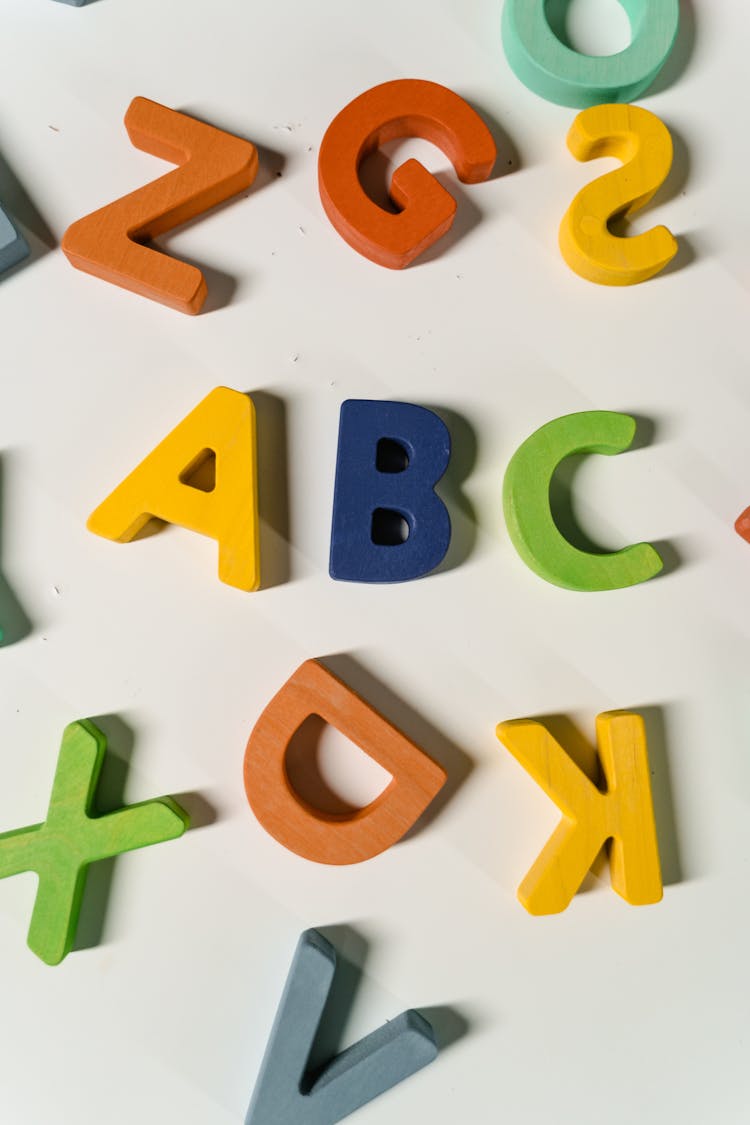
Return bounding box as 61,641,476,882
0,720,189,965
502,410,663,592
501,0,680,108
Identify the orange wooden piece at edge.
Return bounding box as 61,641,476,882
243,659,447,864
62,97,258,314
318,79,497,269
735,507,750,543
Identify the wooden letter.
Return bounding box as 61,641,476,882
329,400,452,583
62,97,258,313
246,929,438,1124
502,0,679,108
559,104,677,286
243,660,446,864
0,720,188,965
734,507,750,545
318,79,496,268
87,387,260,591
502,410,663,591
496,712,663,914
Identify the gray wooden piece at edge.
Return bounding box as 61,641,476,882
0,208,29,275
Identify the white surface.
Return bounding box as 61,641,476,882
0,1,746,1122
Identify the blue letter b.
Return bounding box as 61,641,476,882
330,400,451,583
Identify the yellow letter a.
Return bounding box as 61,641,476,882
87,387,260,590
496,712,662,914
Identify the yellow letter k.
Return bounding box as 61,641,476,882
496,711,662,915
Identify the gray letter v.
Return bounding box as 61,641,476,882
246,928,438,1124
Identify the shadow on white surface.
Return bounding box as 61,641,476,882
0,144,55,283
635,703,684,887
0,145,56,251
417,1004,474,1052
0,455,32,646
649,0,698,97
430,405,479,575
253,390,291,590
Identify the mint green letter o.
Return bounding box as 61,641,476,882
501,0,679,108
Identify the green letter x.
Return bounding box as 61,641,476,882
0,720,189,965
